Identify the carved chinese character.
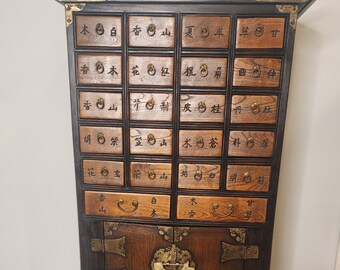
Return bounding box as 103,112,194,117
84,135,91,144
185,26,195,38
83,100,92,110
247,200,255,206
183,67,196,77
133,98,141,111
188,210,196,218
151,197,157,204
132,25,142,35
150,209,158,217
234,106,243,114
214,27,224,38
181,169,188,178
266,69,277,79
244,211,253,220
211,104,221,114
108,66,118,76
229,173,237,183
162,28,171,36
209,172,216,179
131,65,140,76
134,170,141,179
182,103,192,112
209,137,218,148
239,68,246,76
135,136,142,146
182,139,192,148
110,137,118,146
80,65,90,74
263,106,272,114
232,138,241,147
80,24,89,35
87,168,96,177
190,198,197,205
98,206,106,214
271,29,280,37
161,67,170,76
111,27,117,37
108,104,118,111
258,176,265,185
160,101,169,112
214,67,222,79
261,139,270,149
98,194,106,202
240,26,249,37
160,139,167,147
160,173,168,181
114,170,120,178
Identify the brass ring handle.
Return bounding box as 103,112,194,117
251,103,260,114
95,23,105,35
146,98,155,110
148,170,156,180
196,137,205,148
117,199,139,213
101,167,109,177
243,172,252,183
252,65,261,78
198,101,207,113
147,134,156,145
97,132,106,144
96,97,105,110
147,23,156,37
147,64,156,76
95,61,105,74
212,203,234,218
246,137,255,148
194,171,203,181
200,64,209,77
255,24,264,37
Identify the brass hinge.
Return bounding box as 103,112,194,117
64,3,86,27
221,242,259,262
276,5,299,29
91,237,126,257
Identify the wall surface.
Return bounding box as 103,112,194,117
0,1,339,270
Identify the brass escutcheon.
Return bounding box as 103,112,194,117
97,132,106,144
95,61,105,74
246,137,255,148
148,170,157,180
252,65,261,78
255,24,264,37
101,167,109,177
194,171,203,181
95,23,105,35
147,134,156,145
96,97,105,110
117,199,139,213
243,172,252,183
147,64,156,76
251,103,260,114
197,101,207,113
147,23,156,37
146,98,155,110
200,64,209,77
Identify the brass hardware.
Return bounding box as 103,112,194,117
157,226,173,242
147,134,156,145
91,237,126,257
229,228,247,244
117,199,139,213
148,170,157,180
221,242,259,262
96,97,105,109
246,137,255,148
147,64,156,76
101,167,109,177
104,222,119,237
252,65,262,78
95,23,105,35
197,101,207,113
64,3,86,28
95,61,105,74
200,26,210,38
196,137,204,148
212,203,234,218
243,172,252,183
147,23,157,37
255,24,264,37
146,98,155,110
174,227,190,243
97,133,106,144
276,5,299,29
194,171,203,181
251,103,261,114
200,64,209,77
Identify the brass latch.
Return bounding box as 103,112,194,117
221,242,259,262
91,237,126,257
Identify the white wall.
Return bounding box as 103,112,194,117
0,1,339,270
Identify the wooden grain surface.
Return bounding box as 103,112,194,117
233,58,281,88
231,95,278,124
79,92,122,120
130,162,172,188
83,160,124,186
129,93,173,121
179,130,223,157
228,131,275,157
181,57,228,87
180,94,225,123
177,195,267,223
226,165,271,192
77,54,122,85
236,17,285,49
130,128,172,155
128,56,174,86
76,15,122,47
178,163,221,190
129,16,175,47
85,191,171,219
182,16,230,48
79,126,123,154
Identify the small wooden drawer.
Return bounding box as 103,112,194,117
177,195,267,223
130,162,172,188
130,128,172,155
226,165,271,192
181,57,228,88
178,163,221,190
77,54,122,85
228,131,275,157
179,130,223,157
129,16,175,48
85,191,171,219
128,56,174,86
83,160,124,186
180,94,225,123
75,15,122,47
233,58,281,88
231,95,278,124
80,126,123,154
236,17,285,49
182,16,230,48
79,92,122,120
130,93,173,121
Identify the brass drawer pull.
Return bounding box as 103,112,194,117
147,64,156,76
95,61,105,74
147,134,156,145
97,132,106,144
148,170,157,180
101,167,109,177
194,171,203,181
252,65,261,78
147,23,156,37
212,203,234,218
246,137,255,148
117,199,139,213
251,103,260,114
243,172,252,183
146,98,155,110
255,24,264,37
95,23,105,35
196,137,204,148
96,97,105,110
200,64,209,77
197,101,207,113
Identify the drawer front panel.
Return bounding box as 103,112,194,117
85,191,171,219
179,130,223,157
231,95,278,124
83,160,124,186
233,58,281,88
79,92,122,120
182,16,230,48
177,195,267,223
181,57,228,87
128,56,174,86
178,163,221,190
129,16,175,47
77,54,122,85
226,165,271,192
130,162,172,188
180,94,225,123
236,17,285,49
130,128,172,155
75,15,122,47
228,131,275,157
130,93,173,121
80,126,123,154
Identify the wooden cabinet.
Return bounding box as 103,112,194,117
56,0,315,269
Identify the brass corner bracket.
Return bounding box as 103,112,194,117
64,3,86,27
276,5,299,29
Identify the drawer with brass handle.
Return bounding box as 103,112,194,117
85,191,171,219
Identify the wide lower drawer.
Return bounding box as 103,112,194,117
85,191,171,219
177,195,267,223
